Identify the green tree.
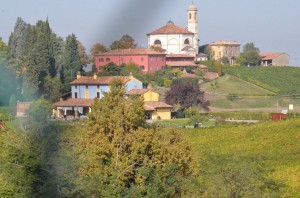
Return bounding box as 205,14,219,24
61,34,82,88
110,34,137,50
243,42,260,53
239,42,262,66
72,80,199,197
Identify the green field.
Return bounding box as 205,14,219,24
202,74,274,96
225,67,300,94
183,119,300,197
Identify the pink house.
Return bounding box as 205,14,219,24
95,48,166,73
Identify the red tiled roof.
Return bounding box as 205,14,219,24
17,102,32,113
166,54,195,58
70,76,131,85
198,65,208,69
204,72,219,80
182,73,198,78
196,53,208,57
210,40,240,46
147,22,193,35
144,101,173,110
126,89,149,95
54,99,94,107
96,48,165,56
260,52,283,60
166,61,198,67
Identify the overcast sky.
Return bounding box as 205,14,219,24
1,0,300,65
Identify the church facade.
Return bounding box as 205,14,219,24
147,4,199,56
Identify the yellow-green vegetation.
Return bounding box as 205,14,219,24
183,119,300,197
225,67,300,94
203,74,274,96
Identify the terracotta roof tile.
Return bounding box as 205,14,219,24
126,89,149,95
147,22,193,35
96,48,165,56
260,52,284,60
144,101,173,110
166,54,195,58
54,99,94,107
210,40,240,46
166,61,198,67
70,76,131,85
181,73,198,78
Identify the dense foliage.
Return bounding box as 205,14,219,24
7,17,83,102
165,78,210,111
225,66,300,94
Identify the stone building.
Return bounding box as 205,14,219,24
209,40,240,65
260,52,289,66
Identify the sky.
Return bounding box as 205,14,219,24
1,0,300,66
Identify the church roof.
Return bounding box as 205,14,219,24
147,22,193,35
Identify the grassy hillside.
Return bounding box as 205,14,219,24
225,66,300,94
183,119,300,197
202,74,274,96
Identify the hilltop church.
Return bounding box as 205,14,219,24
147,4,199,55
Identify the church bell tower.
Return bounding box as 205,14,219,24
187,4,199,54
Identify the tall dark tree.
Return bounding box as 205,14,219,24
110,34,137,50
24,20,53,99
61,34,81,88
165,79,210,111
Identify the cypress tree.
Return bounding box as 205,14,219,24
61,34,81,87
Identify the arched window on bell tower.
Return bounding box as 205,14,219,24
154,39,161,46
184,39,190,45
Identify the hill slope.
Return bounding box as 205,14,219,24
225,67,300,94
184,119,300,197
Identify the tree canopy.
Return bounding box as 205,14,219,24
166,79,210,111
71,80,199,197
239,42,262,66
110,34,137,50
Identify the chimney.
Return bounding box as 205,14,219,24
93,73,97,79
76,71,81,79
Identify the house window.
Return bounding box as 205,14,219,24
106,58,110,62
97,85,100,89
74,92,78,98
184,39,190,44
140,66,145,70
189,13,191,20
85,85,88,89
75,85,77,89
99,58,104,62
141,57,144,62
129,57,133,62
121,57,124,63
97,92,100,98
162,57,165,61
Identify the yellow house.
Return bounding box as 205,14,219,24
125,84,173,120
209,40,240,65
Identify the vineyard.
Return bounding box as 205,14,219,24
225,67,300,94
184,119,300,197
